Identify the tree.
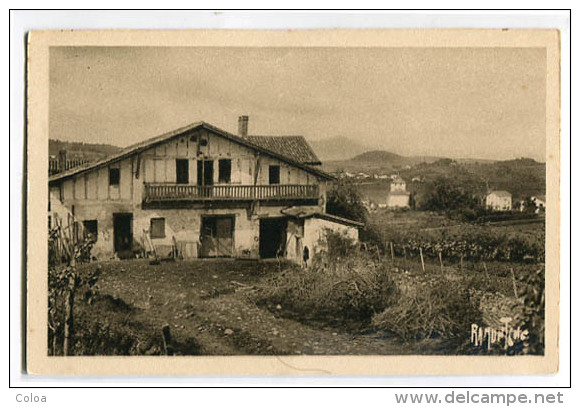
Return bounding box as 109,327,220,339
421,177,479,212
326,180,367,223
521,196,537,214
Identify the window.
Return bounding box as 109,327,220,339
83,220,98,242
269,165,280,185
218,159,232,183
176,159,189,184
150,218,166,239
109,168,120,186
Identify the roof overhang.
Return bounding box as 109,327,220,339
281,207,365,228
49,121,336,184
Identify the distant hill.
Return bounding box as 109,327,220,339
351,150,406,163
322,149,441,173
49,139,122,161
308,137,370,162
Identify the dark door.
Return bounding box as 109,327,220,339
113,213,133,255
200,216,234,258
197,160,214,198
197,160,214,185
218,159,232,183
176,159,189,184
259,218,287,258
269,165,280,184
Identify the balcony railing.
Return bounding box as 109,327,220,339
144,183,320,202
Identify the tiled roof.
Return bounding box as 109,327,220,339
247,135,322,165
49,122,335,183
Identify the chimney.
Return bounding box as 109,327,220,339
58,149,67,172
238,115,249,139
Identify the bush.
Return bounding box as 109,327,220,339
372,274,481,343
517,267,545,355
254,230,397,326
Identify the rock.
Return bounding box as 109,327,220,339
275,304,282,310
332,332,338,336
224,328,234,335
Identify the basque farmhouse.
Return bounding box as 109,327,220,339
48,117,362,263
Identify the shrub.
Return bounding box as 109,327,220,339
516,267,545,355
371,274,481,343
254,230,397,326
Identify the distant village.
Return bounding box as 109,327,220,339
337,168,546,215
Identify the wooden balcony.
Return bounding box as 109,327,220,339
144,183,320,203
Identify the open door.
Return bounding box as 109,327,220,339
113,213,133,257
259,217,287,259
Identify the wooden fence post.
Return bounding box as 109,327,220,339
419,247,426,273
390,242,395,265
374,245,381,263
438,251,444,272
483,262,490,281
403,247,407,271
510,268,519,298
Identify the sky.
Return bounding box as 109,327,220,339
49,46,546,161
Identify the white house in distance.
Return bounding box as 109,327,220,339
486,190,512,211
48,117,362,262
386,176,410,208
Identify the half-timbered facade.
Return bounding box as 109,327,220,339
49,117,361,262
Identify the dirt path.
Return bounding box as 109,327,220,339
88,259,411,356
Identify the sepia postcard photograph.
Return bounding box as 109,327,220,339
25,28,561,376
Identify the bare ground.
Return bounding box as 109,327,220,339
77,259,421,356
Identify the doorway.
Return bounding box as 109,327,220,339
197,160,214,186
259,217,287,259
200,216,234,258
113,213,133,255
197,160,214,198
